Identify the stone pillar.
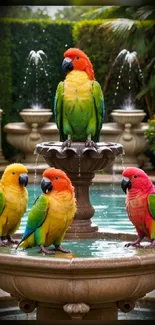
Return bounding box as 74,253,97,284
65,173,98,239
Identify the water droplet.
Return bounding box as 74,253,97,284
23,81,26,85
115,93,117,96
42,29,45,32
116,86,119,89
65,44,68,47
118,75,121,78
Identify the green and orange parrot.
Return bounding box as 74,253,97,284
121,167,155,248
54,47,104,147
0,163,28,246
17,168,76,255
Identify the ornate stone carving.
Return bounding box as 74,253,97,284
63,303,90,319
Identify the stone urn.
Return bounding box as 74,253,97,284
20,108,52,126
100,109,149,172
4,108,53,182
36,141,123,239
111,109,146,126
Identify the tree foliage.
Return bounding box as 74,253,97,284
54,6,99,21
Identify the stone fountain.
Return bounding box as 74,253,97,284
0,139,155,321
4,50,53,182
101,106,148,172
4,108,52,182
36,141,123,239
0,49,155,321
101,50,149,172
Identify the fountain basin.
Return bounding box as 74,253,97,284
20,108,52,126
0,246,155,321
111,109,146,126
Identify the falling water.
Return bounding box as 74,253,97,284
22,50,51,109
113,49,144,109
33,153,40,199
78,158,81,177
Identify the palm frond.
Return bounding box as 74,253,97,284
82,6,113,19
136,6,155,20
102,18,136,40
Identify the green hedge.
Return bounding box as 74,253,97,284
0,18,74,158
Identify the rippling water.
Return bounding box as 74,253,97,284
0,238,153,259
18,183,135,234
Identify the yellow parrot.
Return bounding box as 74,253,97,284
17,168,77,255
0,163,28,246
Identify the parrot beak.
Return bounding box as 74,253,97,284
41,177,53,194
121,177,132,193
62,57,73,73
19,173,28,187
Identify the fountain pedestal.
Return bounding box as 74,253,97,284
36,141,123,239
4,108,53,182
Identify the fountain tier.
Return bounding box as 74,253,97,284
0,248,155,321
36,141,123,239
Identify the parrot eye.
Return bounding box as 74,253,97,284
55,176,59,180
76,56,80,60
133,175,137,178
12,171,16,175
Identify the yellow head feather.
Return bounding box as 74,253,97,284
1,163,28,186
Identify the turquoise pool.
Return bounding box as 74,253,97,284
19,183,135,234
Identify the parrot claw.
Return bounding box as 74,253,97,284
54,245,71,253
40,245,56,255
0,239,7,247
144,240,155,249
62,139,72,148
125,242,143,248
7,236,19,245
85,140,97,148
0,236,19,246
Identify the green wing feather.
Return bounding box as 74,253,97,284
92,81,104,142
54,81,64,141
16,195,49,248
148,194,155,220
0,190,5,215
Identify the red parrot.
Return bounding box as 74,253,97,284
54,47,104,147
121,167,155,248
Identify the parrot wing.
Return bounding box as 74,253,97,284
92,80,104,141
148,194,155,220
0,189,5,215
16,194,49,248
54,81,64,141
